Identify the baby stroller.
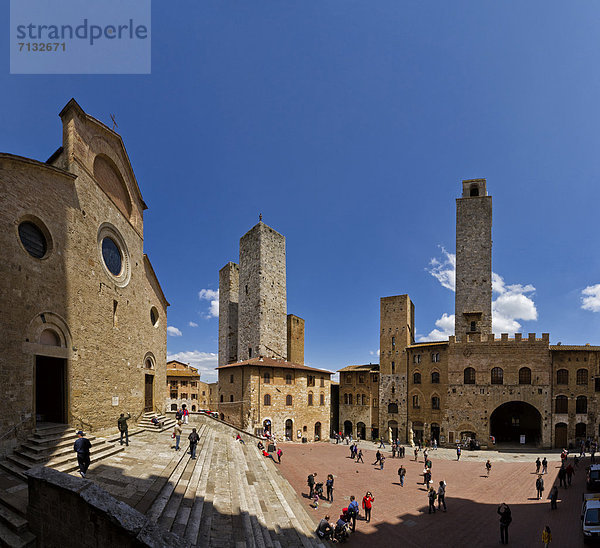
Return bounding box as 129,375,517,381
334,517,351,543
314,482,324,498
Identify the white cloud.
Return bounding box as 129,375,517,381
369,349,380,357
424,250,538,338
418,313,455,342
427,247,455,291
582,284,600,312
167,350,219,382
167,326,182,337
188,321,199,328
198,289,219,318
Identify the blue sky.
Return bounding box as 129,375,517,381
4,2,600,382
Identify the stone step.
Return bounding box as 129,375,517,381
14,438,104,464
50,442,123,473
0,492,27,519
0,501,28,534
0,461,27,482
22,433,98,453
0,521,35,548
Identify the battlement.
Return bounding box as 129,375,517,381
448,332,550,345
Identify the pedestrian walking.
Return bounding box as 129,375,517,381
437,480,447,511
379,438,386,449
380,455,385,470
349,444,355,459
566,462,574,486
428,487,437,514
173,420,182,451
326,474,334,502
486,459,492,476
456,445,461,461
117,412,130,446
558,465,567,488
414,447,419,461
348,496,359,532
307,472,317,498
423,449,428,463
73,430,92,478
277,447,283,463
188,428,200,459
542,525,552,547
541,457,548,474
362,491,374,522
373,450,381,465
424,468,432,489
536,475,544,500
433,438,438,450
357,449,364,463
498,502,512,544
535,457,541,474
580,440,586,458
549,486,558,510
181,403,189,424
391,444,396,458
398,465,406,487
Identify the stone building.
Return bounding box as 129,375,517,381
343,178,600,449
166,360,211,412
0,99,168,455
217,220,332,440
217,357,332,441
338,364,379,440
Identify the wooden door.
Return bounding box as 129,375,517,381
145,374,153,412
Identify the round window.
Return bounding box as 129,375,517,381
150,306,159,327
18,221,47,258
101,237,122,275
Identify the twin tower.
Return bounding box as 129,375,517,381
218,221,305,366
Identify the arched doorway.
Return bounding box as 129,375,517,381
344,420,352,437
285,419,293,441
314,422,321,441
555,423,567,448
490,401,541,445
388,420,398,441
263,419,271,437
430,423,440,445
413,421,424,444
371,424,379,440
356,422,366,440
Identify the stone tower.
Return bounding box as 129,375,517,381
287,314,305,364
238,221,287,360
379,294,414,442
455,179,492,341
218,262,239,365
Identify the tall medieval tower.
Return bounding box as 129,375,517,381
237,221,287,361
218,262,239,366
455,179,492,341
379,294,414,442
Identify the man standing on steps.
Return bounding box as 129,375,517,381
117,412,131,446
73,430,91,478
188,428,200,459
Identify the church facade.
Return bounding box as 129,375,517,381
0,100,168,456
341,179,600,449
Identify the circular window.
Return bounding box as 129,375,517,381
97,224,130,287
150,306,159,327
18,221,48,259
101,237,122,276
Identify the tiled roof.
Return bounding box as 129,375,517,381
166,370,200,378
337,364,379,373
217,357,333,375
550,345,600,351
408,341,449,348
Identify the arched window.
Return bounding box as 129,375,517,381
577,369,589,385
348,393,353,405
576,422,587,439
263,372,271,384
431,396,440,410
344,393,349,405
470,184,479,197
431,372,440,384
464,367,476,384
286,394,292,406
431,353,440,363
170,403,177,411
412,395,420,409
264,394,271,406
356,393,361,405
576,395,588,414
308,392,314,406
220,395,224,403
557,369,569,385
555,395,568,413
391,385,395,394
519,367,531,385
388,403,398,414
361,394,366,406
192,405,196,412
285,374,292,385
491,367,503,385
413,372,421,384
320,393,325,406
230,395,234,402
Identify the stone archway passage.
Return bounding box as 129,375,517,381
490,401,542,445
343,420,352,437
356,422,366,440
555,423,567,449
285,419,293,441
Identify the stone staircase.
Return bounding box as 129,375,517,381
0,489,35,548
0,423,124,481
138,421,325,548
138,411,177,432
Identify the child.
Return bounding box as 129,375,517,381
486,460,492,476
542,525,552,547
313,491,319,509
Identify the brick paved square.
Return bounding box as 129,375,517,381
278,442,586,547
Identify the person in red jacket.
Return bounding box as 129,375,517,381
362,491,375,523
